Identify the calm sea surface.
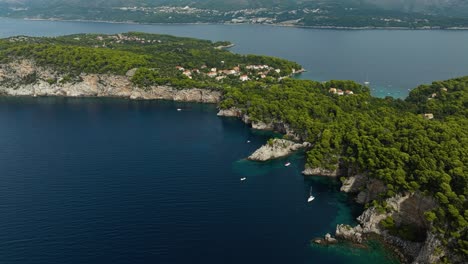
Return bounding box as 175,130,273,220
0,98,399,264
1,17,468,98
0,18,466,263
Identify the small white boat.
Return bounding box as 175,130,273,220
364,81,370,86
177,108,182,111
240,177,246,181
307,187,315,202
247,140,251,143
285,162,291,167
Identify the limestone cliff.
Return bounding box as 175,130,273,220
217,108,303,141
301,166,341,177
340,174,387,204
247,138,311,161
0,60,222,103
216,107,243,117
334,191,444,263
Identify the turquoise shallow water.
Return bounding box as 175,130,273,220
0,97,400,263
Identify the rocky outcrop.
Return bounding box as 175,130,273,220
249,121,302,141
302,166,340,177
217,107,242,117
355,179,387,204
413,232,445,264
218,108,303,141
247,138,311,161
333,193,440,263
313,233,338,245
335,224,363,243
340,174,367,193
340,174,387,204
0,60,222,103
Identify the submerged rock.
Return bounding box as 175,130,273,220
247,138,310,161
325,233,338,244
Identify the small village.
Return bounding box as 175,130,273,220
175,64,292,82
95,34,162,46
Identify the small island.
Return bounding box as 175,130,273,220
0,33,466,264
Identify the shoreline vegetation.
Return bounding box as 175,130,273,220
13,17,468,30
0,33,466,264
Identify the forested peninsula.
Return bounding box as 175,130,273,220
0,33,466,263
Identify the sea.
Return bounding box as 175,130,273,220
0,17,467,264
1,18,468,98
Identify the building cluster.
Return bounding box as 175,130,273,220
176,64,283,81
116,6,218,15
95,34,162,46
8,36,30,42
328,87,354,96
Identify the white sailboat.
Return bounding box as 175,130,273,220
364,72,370,86
307,187,315,202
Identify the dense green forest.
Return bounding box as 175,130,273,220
0,33,466,261
0,33,301,89
220,77,468,260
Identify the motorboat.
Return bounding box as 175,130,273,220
307,187,315,202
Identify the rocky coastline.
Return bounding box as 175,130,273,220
326,174,450,264
216,107,450,263
1,60,455,264
301,166,340,177
0,60,222,103
217,107,304,141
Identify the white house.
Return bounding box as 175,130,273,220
240,75,249,81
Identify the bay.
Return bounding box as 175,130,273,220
1,17,468,98
0,98,399,263
0,18,465,263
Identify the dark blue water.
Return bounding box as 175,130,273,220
1,17,468,98
0,97,399,263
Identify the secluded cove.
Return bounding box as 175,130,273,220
0,97,400,264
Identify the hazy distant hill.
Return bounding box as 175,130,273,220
1,0,467,27
2,0,468,14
